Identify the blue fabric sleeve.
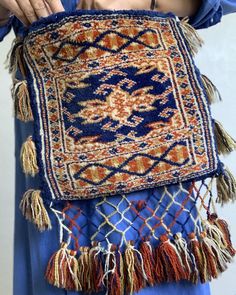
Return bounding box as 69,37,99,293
0,16,13,41
221,0,236,14
190,0,236,29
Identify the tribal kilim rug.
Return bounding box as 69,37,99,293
23,11,219,200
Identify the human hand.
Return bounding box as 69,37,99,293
0,0,65,27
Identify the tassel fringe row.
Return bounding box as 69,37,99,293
45,218,235,294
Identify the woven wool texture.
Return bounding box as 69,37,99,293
22,11,219,201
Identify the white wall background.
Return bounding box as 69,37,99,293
0,13,236,295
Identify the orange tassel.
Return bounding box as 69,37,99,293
174,233,192,281
200,232,218,280
139,239,155,286
154,243,165,283
65,250,81,291
108,245,124,295
188,233,208,283
155,235,185,283
89,241,104,293
45,242,70,289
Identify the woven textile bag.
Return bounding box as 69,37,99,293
8,9,236,294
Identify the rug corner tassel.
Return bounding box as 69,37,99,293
19,189,52,231
201,75,222,104
214,120,236,156
179,17,204,56
216,167,236,205
20,136,39,177
13,79,34,123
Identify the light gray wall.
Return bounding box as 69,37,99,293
0,31,15,295
0,14,235,295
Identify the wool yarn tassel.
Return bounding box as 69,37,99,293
20,136,39,176
188,252,199,284
155,235,185,283
174,233,192,280
6,37,24,75
201,75,222,104
179,17,204,56
203,219,228,250
45,242,70,289
45,243,81,290
199,232,218,280
216,167,236,204
214,120,236,156
88,241,104,293
107,245,124,295
154,242,165,283
124,240,147,294
77,246,91,292
203,229,232,273
139,239,155,286
19,189,51,231
65,250,82,291
13,80,34,122
209,213,235,257
188,233,207,283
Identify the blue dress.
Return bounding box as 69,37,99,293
0,1,236,295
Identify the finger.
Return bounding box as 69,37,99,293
44,0,64,13
7,0,30,26
16,0,37,23
29,0,50,18
44,1,53,14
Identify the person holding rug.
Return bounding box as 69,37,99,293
0,1,236,295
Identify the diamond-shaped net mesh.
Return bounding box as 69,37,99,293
52,180,213,251
46,179,234,294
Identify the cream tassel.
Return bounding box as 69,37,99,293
66,250,82,291
216,167,236,205
20,136,39,176
13,80,34,122
214,120,236,155
124,240,147,294
5,37,24,75
19,189,52,231
201,75,222,104
179,17,204,56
